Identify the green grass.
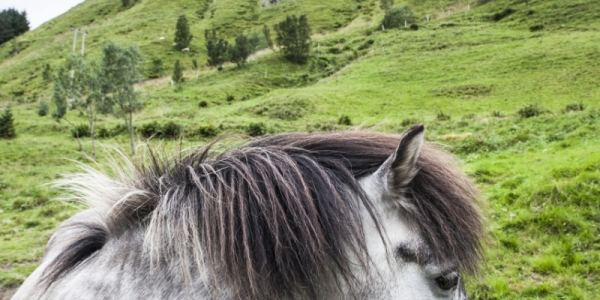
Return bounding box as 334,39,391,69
1,0,600,298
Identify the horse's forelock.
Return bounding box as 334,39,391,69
44,131,485,298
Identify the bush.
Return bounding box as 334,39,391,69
565,102,585,112
274,15,312,64
337,114,352,126
172,60,183,84
382,6,415,30
96,127,111,139
491,8,516,22
226,94,235,102
518,104,544,118
0,106,17,139
140,121,162,139
401,117,420,127
529,24,544,32
162,121,182,139
491,111,504,118
246,122,266,136
196,124,219,138
437,111,451,121
38,100,49,116
199,100,208,108
409,24,419,31
71,124,90,138
148,58,163,79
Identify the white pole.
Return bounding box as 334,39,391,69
72,28,78,53
427,15,430,22
404,20,407,27
81,32,87,56
382,25,385,30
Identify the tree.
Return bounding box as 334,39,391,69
382,6,416,29
380,0,394,12
148,57,163,79
262,25,273,49
100,42,145,155
229,33,250,67
42,63,52,82
52,60,84,152
274,15,311,64
0,105,16,139
172,59,183,84
0,8,29,45
205,29,229,67
174,15,193,50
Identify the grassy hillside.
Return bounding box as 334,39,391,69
1,0,600,298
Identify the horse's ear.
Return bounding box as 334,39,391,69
387,124,424,190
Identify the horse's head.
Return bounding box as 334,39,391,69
12,126,484,300
355,125,484,299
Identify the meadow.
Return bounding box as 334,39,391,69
1,0,599,298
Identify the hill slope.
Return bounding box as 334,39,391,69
1,0,600,299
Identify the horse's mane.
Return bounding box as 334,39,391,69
44,131,484,299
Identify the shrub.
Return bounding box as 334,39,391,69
491,8,516,22
199,100,208,108
162,121,182,139
382,6,415,30
226,94,235,102
174,15,193,49
229,33,251,67
401,117,419,127
0,106,17,139
274,15,312,64
172,60,183,84
517,104,544,118
337,114,352,126
38,100,49,117
246,122,266,136
437,111,451,121
71,124,90,138
409,24,419,31
148,58,163,79
96,127,111,139
529,24,544,32
140,121,162,139
565,102,585,112
491,111,504,118
196,124,219,138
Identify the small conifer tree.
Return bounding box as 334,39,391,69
205,29,229,67
274,15,311,64
229,33,250,67
0,106,17,139
262,25,273,49
174,15,193,49
172,60,183,84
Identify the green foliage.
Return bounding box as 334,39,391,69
337,114,352,125
71,124,90,138
518,104,544,118
380,0,394,12
246,122,266,136
37,100,49,117
174,15,193,49
172,59,183,84
0,8,29,45
41,64,52,82
0,106,17,139
121,0,140,8
262,24,273,49
140,121,162,138
229,33,251,67
148,58,163,79
436,111,451,121
382,6,416,29
194,124,219,137
205,29,229,67
274,15,311,64
490,8,516,22
162,121,182,139
198,100,208,108
565,102,585,112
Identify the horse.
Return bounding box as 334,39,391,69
12,125,485,300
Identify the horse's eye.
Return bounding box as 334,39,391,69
434,271,459,291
